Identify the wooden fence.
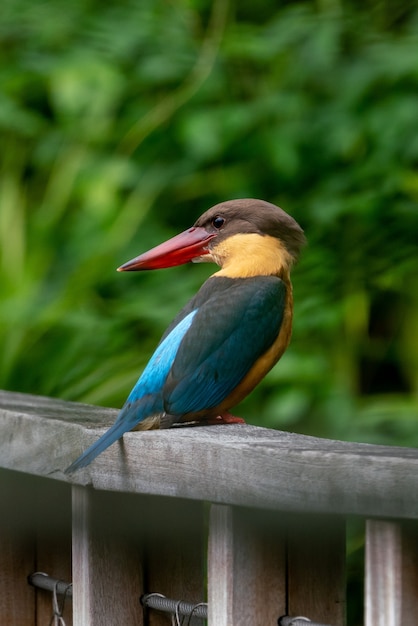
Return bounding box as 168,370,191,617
1,389,418,625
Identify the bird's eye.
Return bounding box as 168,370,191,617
212,216,225,229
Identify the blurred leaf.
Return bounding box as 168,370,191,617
0,0,417,447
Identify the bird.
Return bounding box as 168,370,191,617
65,198,305,473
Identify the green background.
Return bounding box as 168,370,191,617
2,0,417,446
1,1,418,622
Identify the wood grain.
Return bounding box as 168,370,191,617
365,519,401,626
0,471,36,626
208,504,286,626
1,389,418,518
287,514,346,625
365,519,418,626
34,480,73,625
399,521,418,623
144,498,205,625
72,485,144,626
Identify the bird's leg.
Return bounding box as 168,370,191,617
203,411,246,425
172,412,247,427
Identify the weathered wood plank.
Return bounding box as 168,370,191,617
208,505,234,626
34,481,73,625
287,514,346,625
208,504,286,626
1,390,418,518
365,519,401,626
144,498,205,625
72,486,144,626
0,470,36,626
365,519,418,626
399,521,418,623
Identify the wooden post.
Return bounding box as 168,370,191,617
365,519,418,626
72,485,144,626
287,514,346,625
208,503,286,626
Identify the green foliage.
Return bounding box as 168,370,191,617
1,0,417,450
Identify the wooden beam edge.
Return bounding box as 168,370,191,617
1,390,418,519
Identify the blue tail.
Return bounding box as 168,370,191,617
65,311,197,473
65,419,135,473
65,395,163,473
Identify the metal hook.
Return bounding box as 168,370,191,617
49,578,72,626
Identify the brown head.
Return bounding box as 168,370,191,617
118,198,305,277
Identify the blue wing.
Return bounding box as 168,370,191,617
126,309,198,405
163,276,286,415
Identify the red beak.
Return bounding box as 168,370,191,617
117,226,217,271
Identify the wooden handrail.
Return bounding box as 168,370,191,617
1,389,418,518
2,390,418,625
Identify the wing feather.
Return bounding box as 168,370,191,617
164,276,286,415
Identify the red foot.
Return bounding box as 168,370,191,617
204,412,246,425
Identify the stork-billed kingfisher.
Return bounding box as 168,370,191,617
65,199,305,473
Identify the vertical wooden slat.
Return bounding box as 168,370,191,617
208,503,286,626
287,514,346,625
72,485,144,626
365,519,401,626
365,519,418,626
0,470,36,626
144,497,205,626
208,504,233,626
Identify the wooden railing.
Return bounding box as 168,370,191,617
1,389,418,625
